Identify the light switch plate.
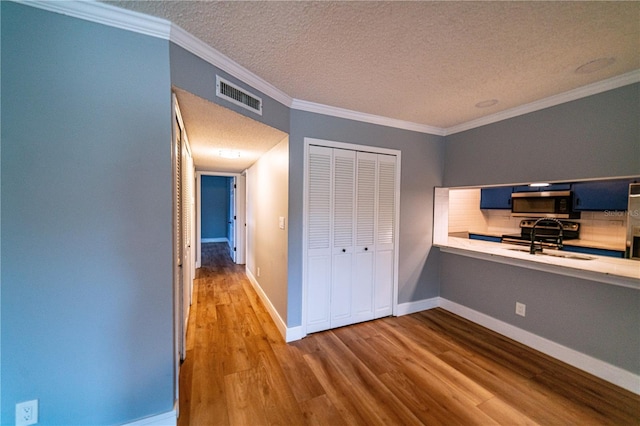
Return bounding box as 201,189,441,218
279,216,286,230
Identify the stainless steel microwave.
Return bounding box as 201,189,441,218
511,191,580,218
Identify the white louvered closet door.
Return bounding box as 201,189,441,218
352,152,377,324
306,144,397,334
330,149,356,328
374,154,397,318
306,145,333,333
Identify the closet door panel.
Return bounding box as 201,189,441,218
306,256,332,333
352,151,377,323
330,149,356,328
306,145,333,333
352,250,374,322
374,250,394,318
374,154,397,317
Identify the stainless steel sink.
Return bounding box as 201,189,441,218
507,247,594,260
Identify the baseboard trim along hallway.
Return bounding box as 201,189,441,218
245,267,304,342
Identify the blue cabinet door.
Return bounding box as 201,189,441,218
469,233,502,243
562,245,625,258
480,187,513,209
572,179,637,211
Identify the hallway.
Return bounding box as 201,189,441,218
177,243,639,425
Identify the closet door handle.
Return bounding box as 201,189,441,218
364,247,368,251
342,249,346,253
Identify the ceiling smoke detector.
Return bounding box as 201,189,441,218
575,57,616,74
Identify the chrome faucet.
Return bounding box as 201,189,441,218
530,218,564,254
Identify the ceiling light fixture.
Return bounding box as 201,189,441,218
219,149,241,159
529,183,550,187
475,99,498,108
575,57,615,74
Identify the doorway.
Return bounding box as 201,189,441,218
196,173,247,268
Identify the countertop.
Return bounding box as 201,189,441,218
437,236,640,290
466,230,625,252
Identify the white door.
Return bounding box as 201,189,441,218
330,149,356,328
352,152,376,324
306,145,333,333
374,154,397,318
305,143,398,334
234,175,247,265
229,177,236,261
182,141,194,357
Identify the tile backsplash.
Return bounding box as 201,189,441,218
448,188,627,244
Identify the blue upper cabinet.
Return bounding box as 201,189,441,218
480,186,513,209
572,178,638,211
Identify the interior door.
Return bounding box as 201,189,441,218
181,140,194,358
330,149,356,328
229,177,236,262
305,145,333,333
173,114,183,400
374,154,397,318
352,151,376,324
234,175,247,265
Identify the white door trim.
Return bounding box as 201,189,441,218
301,137,401,338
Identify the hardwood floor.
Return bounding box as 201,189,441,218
178,242,639,425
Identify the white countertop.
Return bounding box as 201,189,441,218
466,230,625,251
437,237,640,290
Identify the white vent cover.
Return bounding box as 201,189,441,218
216,75,262,115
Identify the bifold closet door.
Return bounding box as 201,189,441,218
374,154,396,318
330,149,356,328
306,145,332,333
306,145,397,334
350,152,377,325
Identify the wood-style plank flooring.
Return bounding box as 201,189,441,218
178,243,639,425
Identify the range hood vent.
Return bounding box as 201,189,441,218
216,76,262,115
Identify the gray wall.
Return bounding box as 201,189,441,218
169,43,290,135
288,110,445,327
440,83,640,374
440,254,640,373
444,83,640,187
1,3,174,424
201,176,231,239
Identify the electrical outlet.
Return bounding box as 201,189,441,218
515,302,526,317
16,400,38,426
257,267,261,277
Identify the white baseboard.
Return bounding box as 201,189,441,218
245,268,300,342
438,298,640,395
122,410,176,426
395,297,439,316
201,237,228,243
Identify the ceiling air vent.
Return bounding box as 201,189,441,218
216,75,262,116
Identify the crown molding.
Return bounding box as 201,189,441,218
16,0,294,108
291,99,447,136
445,70,640,135
169,24,293,108
15,0,172,39
16,1,639,138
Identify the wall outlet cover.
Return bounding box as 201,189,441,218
515,302,526,317
16,400,38,426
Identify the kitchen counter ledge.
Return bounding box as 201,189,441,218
436,237,640,290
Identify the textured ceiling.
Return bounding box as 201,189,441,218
105,1,639,171
175,88,288,172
